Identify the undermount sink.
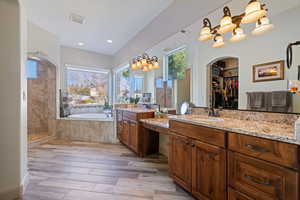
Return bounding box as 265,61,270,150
196,117,225,122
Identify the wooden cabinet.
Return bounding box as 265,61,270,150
170,133,192,192
228,188,254,200
228,151,298,200
122,120,130,146
129,121,138,152
116,109,154,156
229,132,299,169
116,111,123,140
169,129,226,199
192,141,226,200
169,120,299,200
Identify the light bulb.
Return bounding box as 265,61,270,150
230,27,246,42
242,0,266,24
142,66,149,72
199,26,213,41
219,16,236,34
141,58,147,66
252,17,274,35
131,63,137,70
212,35,225,48
136,61,142,68
153,61,160,69
148,63,153,70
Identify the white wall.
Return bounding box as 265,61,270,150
196,4,300,108
112,0,300,157
60,46,114,104
27,22,60,66
61,46,114,69
115,0,300,110
0,0,27,198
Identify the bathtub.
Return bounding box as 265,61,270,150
68,113,113,120
57,113,117,144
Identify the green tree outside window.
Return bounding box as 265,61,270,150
168,49,187,80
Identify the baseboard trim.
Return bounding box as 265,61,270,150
21,172,29,195
0,186,21,200
0,172,29,200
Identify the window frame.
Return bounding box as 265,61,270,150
164,45,187,81
26,59,39,79
113,64,145,103
64,64,112,106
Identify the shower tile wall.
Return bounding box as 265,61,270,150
27,60,56,140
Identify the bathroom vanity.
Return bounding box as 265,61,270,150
140,111,300,200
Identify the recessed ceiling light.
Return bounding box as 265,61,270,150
107,40,113,43
78,42,85,46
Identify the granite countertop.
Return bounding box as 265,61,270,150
116,107,175,113
140,118,170,129
116,107,156,113
168,115,299,145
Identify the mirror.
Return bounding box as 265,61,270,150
208,56,300,114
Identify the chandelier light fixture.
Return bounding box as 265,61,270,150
199,0,274,48
131,53,160,72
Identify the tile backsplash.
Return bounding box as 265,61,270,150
192,107,300,126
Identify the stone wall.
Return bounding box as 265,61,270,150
27,60,56,138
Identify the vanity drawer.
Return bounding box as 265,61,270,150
169,120,226,147
228,132,299,169
123,112,137,121
228,152,298,200
228,188,254,200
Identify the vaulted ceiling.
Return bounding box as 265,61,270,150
25,0,174,55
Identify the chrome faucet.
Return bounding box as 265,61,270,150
208,107,220,117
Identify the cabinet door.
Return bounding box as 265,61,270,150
129,121,138,152
116,111,123,140
117,121,123,140
170,133,192,192
192,141,226,200
228,188,254,200
122,120,130,145
229,151,298,200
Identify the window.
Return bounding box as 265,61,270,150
167,48,188,80
133,76,144,98
26,59,38,79
66,67,109,105
115,67,131,103
114,66,145,103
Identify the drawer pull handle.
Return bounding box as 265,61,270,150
246,144,270,153
244,174,272,186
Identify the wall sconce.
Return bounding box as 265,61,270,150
219,7,236,34
199,0,273,48
199,18,213,42
212,34,225,48
242,0,267,24
131,54,160,72
252,16,274,35
230,26,246,43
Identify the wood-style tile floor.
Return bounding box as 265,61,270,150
22,140,195,200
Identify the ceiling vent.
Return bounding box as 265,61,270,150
70,13,86,24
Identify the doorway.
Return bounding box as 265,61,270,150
208,57,239,109
27,58,57,144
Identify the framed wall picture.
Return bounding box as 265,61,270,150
253,60,285,82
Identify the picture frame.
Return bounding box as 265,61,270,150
253,60,285,82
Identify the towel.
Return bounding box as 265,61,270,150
271,91,289,107
248,92,264,108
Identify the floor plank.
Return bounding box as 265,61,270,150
21,140,195,200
